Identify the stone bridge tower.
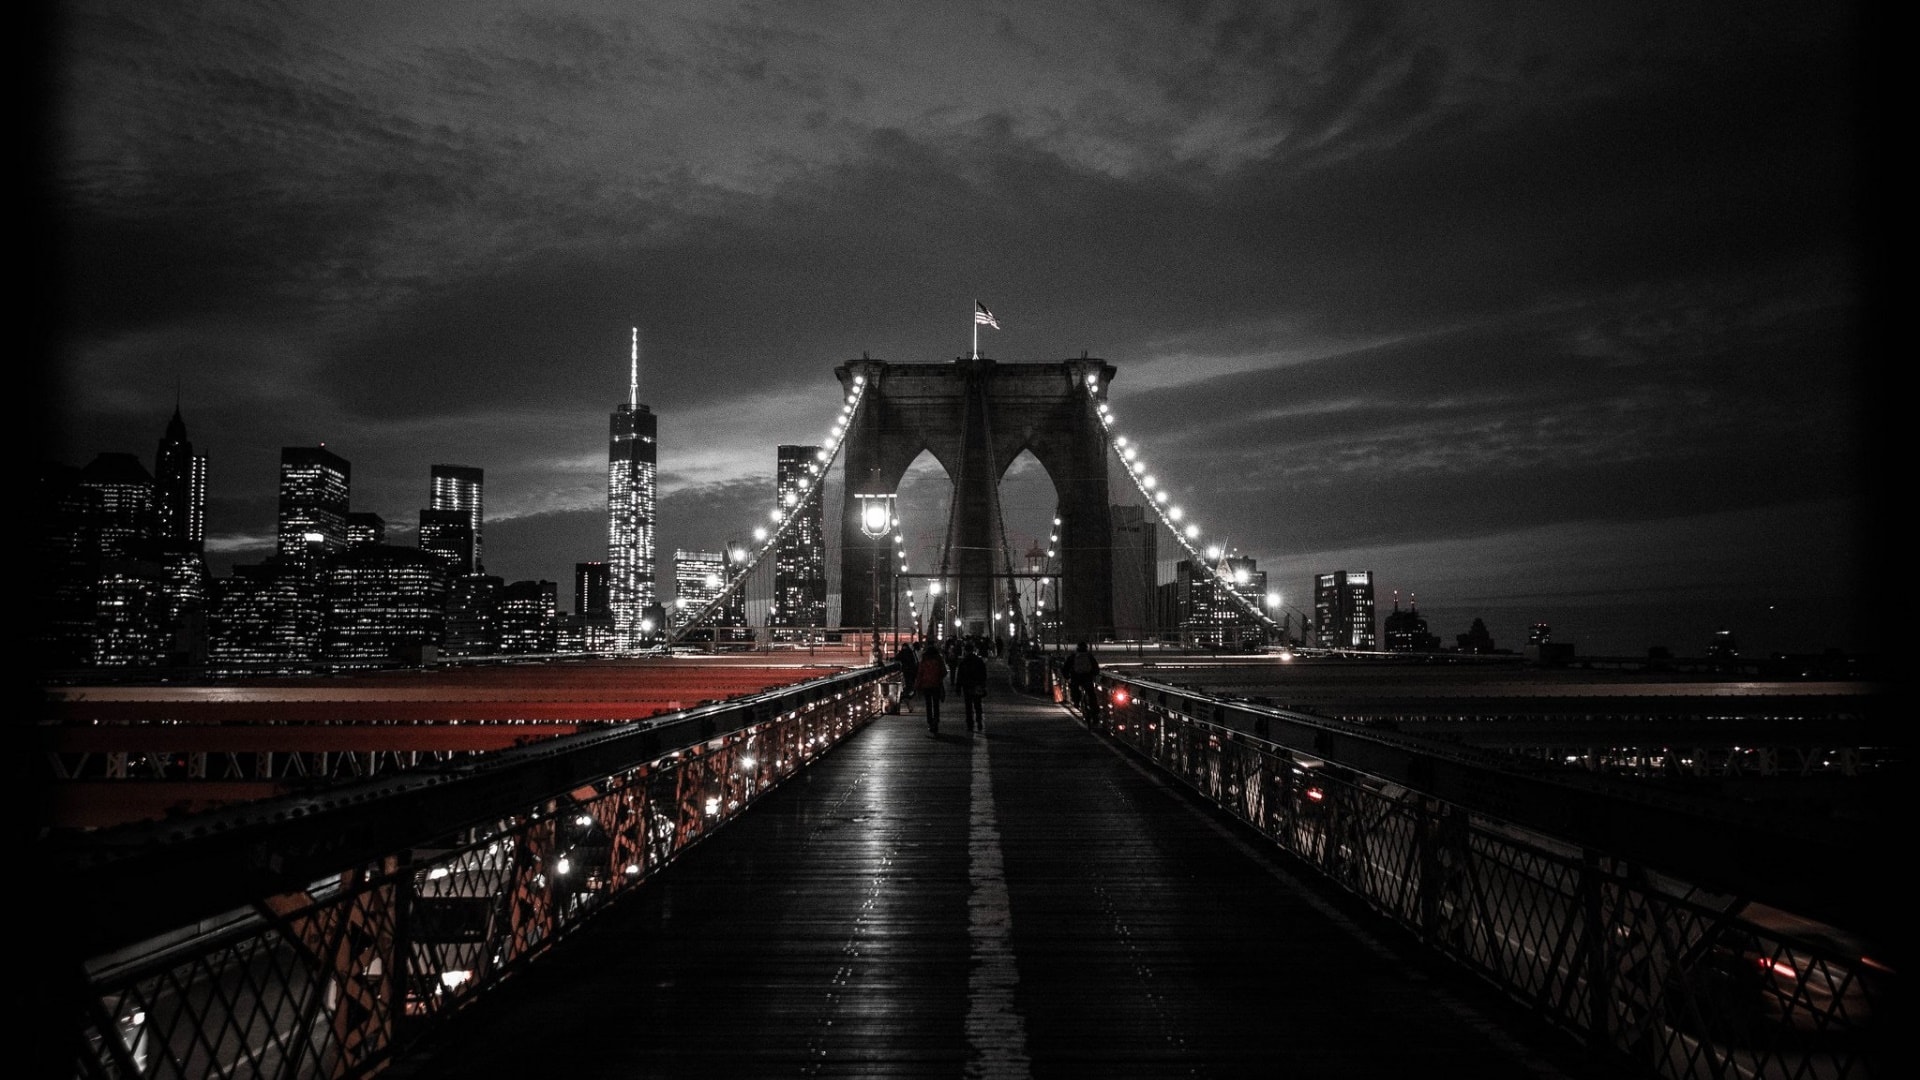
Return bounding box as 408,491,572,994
835,355,1115,640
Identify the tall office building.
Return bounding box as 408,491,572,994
498,579,558,653
771,445,827,628
672,549,726,629
1313,570,1377,650
346,512,386,547
1109,505,1158,637
574,561,614,653
1176,553,1266,649
575,561,610,617
430,464,485,571
417,508,476,574
320,544,447,668
208,559,322,675
278,445,351,566
153,406,207,550
607,329,659,649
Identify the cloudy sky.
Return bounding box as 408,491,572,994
33,1,1885,658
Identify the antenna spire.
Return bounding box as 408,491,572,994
629,327,640,407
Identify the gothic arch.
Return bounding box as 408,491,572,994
836,355,1115,639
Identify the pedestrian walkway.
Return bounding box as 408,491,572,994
386,662,1620,1079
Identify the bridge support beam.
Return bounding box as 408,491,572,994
836,356,1116,642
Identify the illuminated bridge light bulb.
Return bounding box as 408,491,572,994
1155,491,1168,503
784,491,798,506
1169,506,1183,521
1185,524,1200,539
770,508,783,522
753,526,768,541
1207,545,1222,560
1115,435,1128,447
854,374,866,385
1142,475,1155,488
1086,373,1098,386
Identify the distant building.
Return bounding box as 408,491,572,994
1314,570,1377,650
1455,618,1496,654
575,560,614,654
771,445,827,629
673,549,726,629
1178,552,1267,649
34,463,103,669
319,544,446,668
78,452,166,666
417,508,476,575
208,558,322,675
1383,596,1441,652
278,445,351,566
1110,505,1158,638
440,574,503,658
346,512,387,548
79,452,156,561
152,406,207,550
607,330,659,649
430,464,485,571
498,580,558,653
151,408,214,656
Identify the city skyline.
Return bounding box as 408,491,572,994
33,3,1888,659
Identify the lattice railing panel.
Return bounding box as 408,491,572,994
1088,683,1891,1080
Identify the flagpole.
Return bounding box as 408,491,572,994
971,301,979,360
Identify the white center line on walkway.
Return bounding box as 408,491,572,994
966,731,1032,1079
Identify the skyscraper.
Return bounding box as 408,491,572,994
278,445,350,566
607,329,658,649
771,444,827,629
1314,570,1377,650
1109,505,1158,637
417,508,475,574
672,548,726,629
575,560,613,654
429,464,485,571
153,406,207,551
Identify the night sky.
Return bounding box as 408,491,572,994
31,2,1888,659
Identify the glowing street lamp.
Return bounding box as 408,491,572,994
855,492,896,664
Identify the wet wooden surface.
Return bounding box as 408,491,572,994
386,665,1622,1079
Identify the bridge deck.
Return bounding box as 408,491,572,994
386,663,1618,1079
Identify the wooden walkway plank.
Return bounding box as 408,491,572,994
386,664,1620,1079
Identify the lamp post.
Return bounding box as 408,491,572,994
856,492,896,666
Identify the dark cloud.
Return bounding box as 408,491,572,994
41,1,1879,660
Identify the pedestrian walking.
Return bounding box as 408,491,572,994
894,638,919,710
958,642,989,732
915,644,949,735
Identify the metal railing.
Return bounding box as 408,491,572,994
1080,672,1892,1080
50,667,894,1079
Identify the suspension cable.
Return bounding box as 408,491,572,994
664,375,874,646
1082,380,1283,638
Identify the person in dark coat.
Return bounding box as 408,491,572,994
1067,639,1100,718
957,642,989,733
914,645,949,734
894,639,920,707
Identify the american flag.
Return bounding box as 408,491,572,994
974,301,1000,329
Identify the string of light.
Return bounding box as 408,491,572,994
666,374,870,643
1082,375,1283,635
